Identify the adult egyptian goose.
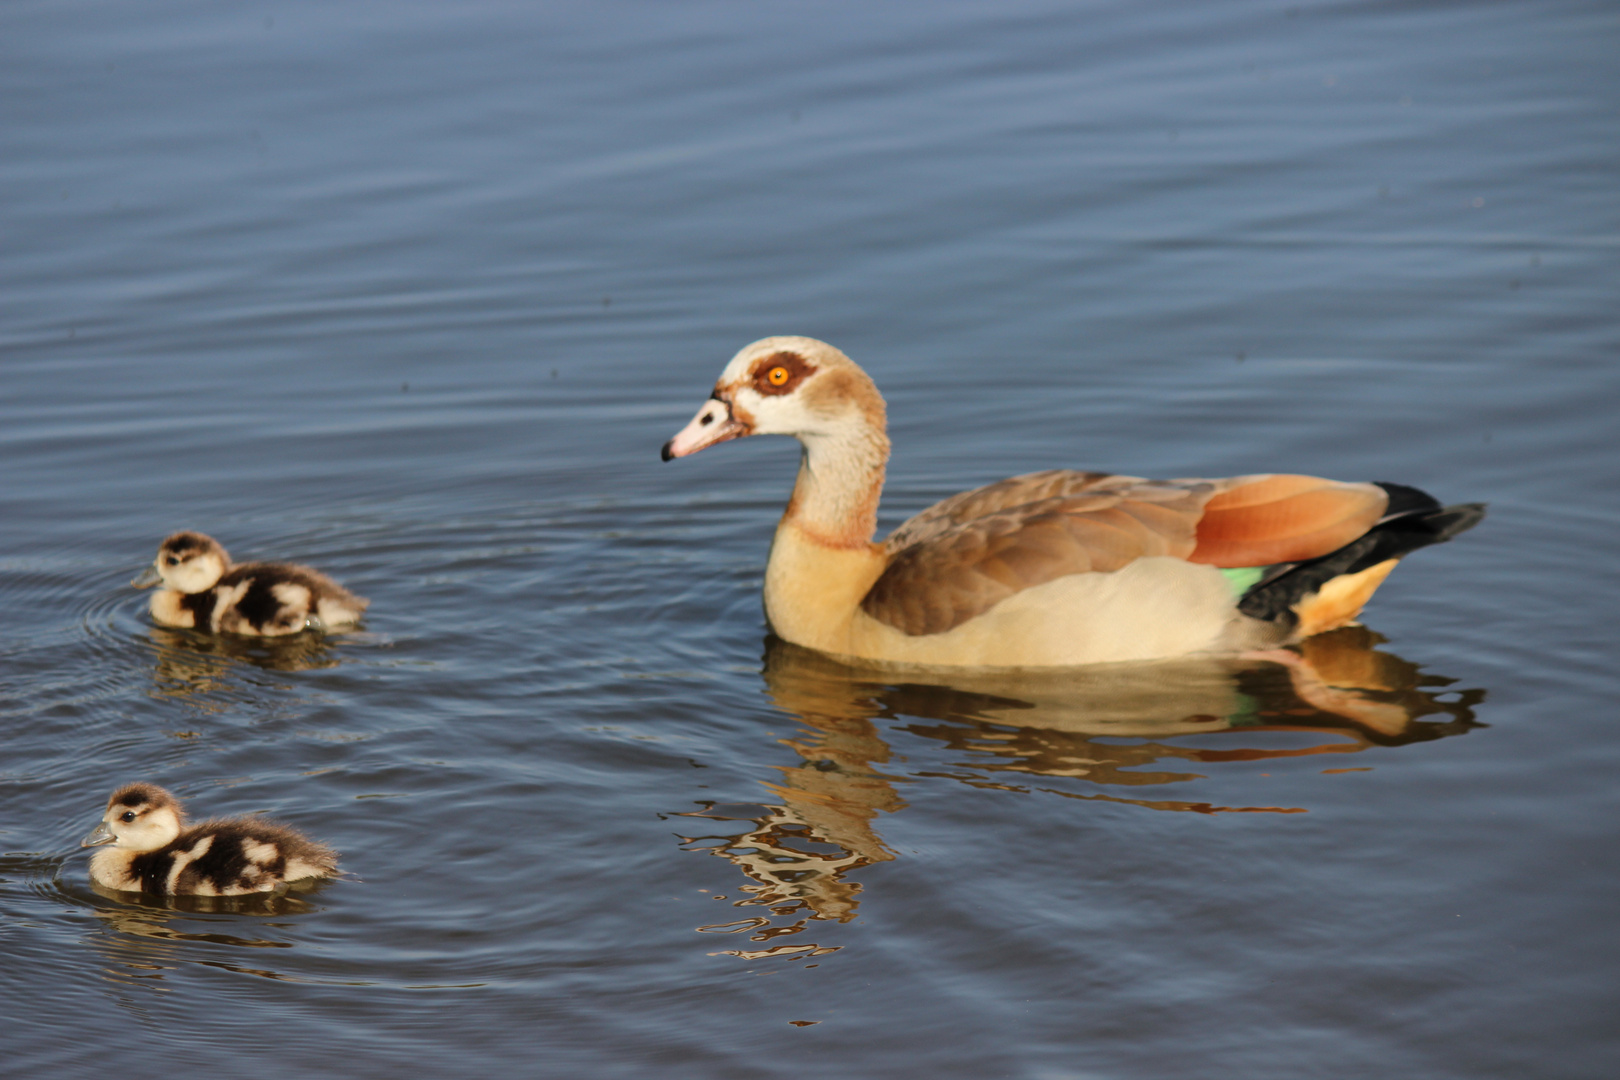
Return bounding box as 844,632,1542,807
132,531,368,636
80,782,339,896
662,336,1484,667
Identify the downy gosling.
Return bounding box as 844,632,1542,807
133,531,368,635
81,782,340,896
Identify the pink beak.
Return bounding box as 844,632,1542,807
662,396,749,460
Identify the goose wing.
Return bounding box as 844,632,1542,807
864,472,1387,635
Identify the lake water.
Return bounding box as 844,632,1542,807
3,1,1618,1076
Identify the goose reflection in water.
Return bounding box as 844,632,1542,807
676,626,1484,955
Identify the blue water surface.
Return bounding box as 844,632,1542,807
3,2,1618,1077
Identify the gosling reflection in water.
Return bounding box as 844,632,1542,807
678,627,1484,950
85,884,327,994
90,879,327,918
144,626,342,703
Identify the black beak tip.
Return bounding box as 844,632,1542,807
660,440,675,462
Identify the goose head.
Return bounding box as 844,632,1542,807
132,531,230,594
662,337,888,462
81,783,185,852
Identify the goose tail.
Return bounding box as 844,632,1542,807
1236,484,1486,636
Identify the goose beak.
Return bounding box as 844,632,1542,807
80,821,116,848
662,396,749,460
130,564,162,589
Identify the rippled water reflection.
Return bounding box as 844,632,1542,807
5,0,1618,1077
674,626,1486,952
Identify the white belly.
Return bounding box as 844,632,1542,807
842,557,1240,667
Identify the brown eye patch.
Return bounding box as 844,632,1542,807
751,351,817,396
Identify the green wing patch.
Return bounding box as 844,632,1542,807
1219,566,1267,596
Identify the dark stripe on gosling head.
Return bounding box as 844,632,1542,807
111,782,179,811
160,531,223,557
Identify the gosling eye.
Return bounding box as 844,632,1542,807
164,556,179,566
120,811,136,822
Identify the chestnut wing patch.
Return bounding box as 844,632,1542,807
1189,474,1389,567
865,473,1218,636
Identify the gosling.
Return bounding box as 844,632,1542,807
132,531,368,635
81,782,340,896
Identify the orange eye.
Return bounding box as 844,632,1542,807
767,366,790,386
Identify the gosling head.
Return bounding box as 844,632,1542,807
81,783,185,853
132,531,231,594
662,336,886,461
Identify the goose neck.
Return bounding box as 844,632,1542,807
783,429,889,549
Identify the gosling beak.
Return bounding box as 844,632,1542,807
130,564,162,589
80,821,116,848
662,395,749,461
